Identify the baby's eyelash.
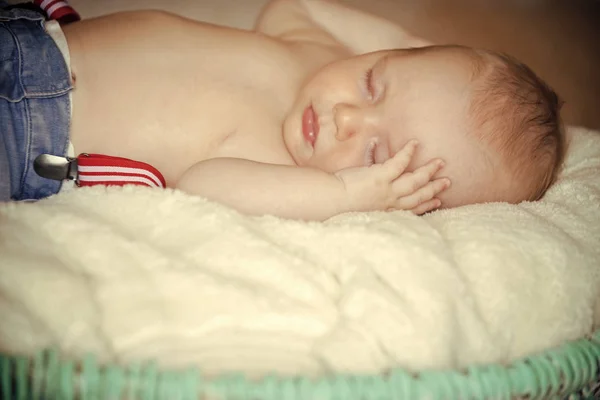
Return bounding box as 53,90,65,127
365,140,377,167
363,68,374,97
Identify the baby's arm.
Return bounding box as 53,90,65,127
256,0,340,47
255,0,352,71
176,141,449,221
300,0,432,53
257,0,431,55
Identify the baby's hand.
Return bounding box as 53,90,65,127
335,140,450,215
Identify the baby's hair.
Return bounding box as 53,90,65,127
468,50,565,202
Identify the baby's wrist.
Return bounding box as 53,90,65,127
332,170,373,214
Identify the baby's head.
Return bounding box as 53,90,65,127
283,45,565,208
459,46,565,206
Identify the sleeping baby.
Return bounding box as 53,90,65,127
0,0,565,221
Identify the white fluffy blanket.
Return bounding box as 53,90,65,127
1,127,599,377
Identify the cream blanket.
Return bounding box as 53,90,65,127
0,127,599,377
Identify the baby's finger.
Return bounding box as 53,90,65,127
392,158,445,196
410,198,442,215
395,177,451,210
381,140,419,179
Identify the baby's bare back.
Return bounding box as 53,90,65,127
64,11,304,185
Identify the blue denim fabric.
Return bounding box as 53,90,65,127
0,5,72,201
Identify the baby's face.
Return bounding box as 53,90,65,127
283,47,500,208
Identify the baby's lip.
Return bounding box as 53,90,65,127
302,105,319,148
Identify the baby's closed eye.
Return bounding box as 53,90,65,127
361,63,386,102
362,68,375,100
365,140,377,166
364,139,391,166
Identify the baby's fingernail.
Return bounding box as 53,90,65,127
444,178,451,188
437,160,445,168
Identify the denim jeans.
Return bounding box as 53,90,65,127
0,3,72,201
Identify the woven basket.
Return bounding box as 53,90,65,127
2,329,600,399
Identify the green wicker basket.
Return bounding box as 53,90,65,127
2,329,600,400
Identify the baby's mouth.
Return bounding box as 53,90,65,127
302,105,320,148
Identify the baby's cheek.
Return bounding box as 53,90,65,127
437,189,456,209
315,148,362,173
406,150,429,173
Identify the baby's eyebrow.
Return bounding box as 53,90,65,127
373,55,391,75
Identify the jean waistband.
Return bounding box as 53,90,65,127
0,7,72,102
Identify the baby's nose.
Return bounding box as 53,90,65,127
334,103,363,141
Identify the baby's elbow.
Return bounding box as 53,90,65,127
175,171,198,195
175,159,224,196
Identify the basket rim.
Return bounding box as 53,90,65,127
2,329,600,399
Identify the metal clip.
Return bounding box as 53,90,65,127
33,154,78,184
